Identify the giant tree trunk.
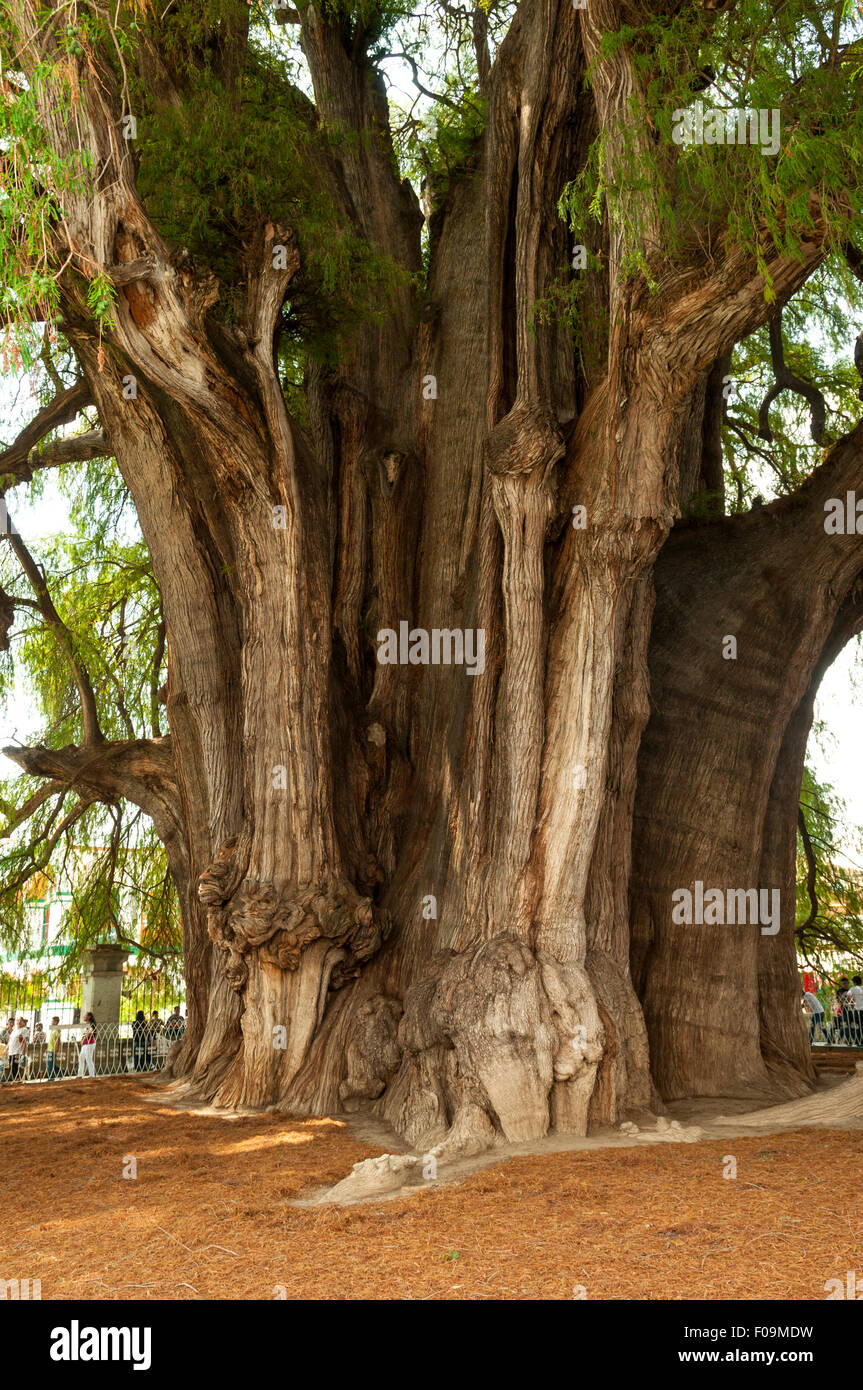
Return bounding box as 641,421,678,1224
7,0,861,1157
632,430,863,1102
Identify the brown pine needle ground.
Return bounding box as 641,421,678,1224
1,1078,860,1300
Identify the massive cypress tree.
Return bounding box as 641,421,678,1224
1,0,862,1157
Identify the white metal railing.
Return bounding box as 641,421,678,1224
806,1011,863,1047
0,1023,180,1082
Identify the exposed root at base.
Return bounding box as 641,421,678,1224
715,1065,863,1127
618,1117,704,1143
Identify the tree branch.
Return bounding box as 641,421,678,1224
105,255,160,287
725,416,793,491
39,328,65,393
299,9,423,270
3,522,104,746
0,794,99,900
797,806,819,934
757,312,828,444
652,216,830,378
378,52,463,111
7,429,111,485
1,738,182,850
0,380,94,483
150,619,166,738
0,779,67,834
473,5,492,87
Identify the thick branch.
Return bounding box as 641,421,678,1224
300,8,422,270
0,380,94,484
105,255,158,287
8,429,111,485
2,737,182,847
653,218,829,378
473,5,492,86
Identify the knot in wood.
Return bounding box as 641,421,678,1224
484,403,565,479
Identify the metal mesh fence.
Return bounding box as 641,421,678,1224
0,1020,184,1081
808,1011,863,1047
0,970,185,1083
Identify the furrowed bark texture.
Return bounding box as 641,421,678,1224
8,0,860,1151
631,425,863,1101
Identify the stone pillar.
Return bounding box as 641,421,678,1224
80,945,129,1026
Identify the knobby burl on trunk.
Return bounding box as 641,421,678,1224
4,0,862,1158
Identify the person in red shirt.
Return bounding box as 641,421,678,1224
77,1013,97,1078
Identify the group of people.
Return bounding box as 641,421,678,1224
0,1004,186,1080
131,1007,186,1071
803,975,863,1045
0,1012,97,1078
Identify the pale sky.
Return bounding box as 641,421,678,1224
810,641,863,863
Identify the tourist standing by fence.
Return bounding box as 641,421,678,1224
77,1013,97,1078
132,1011,148,1072
803,989,827,1043
46,1017,61,1079
6,1017,28,1080
847,976,863,1045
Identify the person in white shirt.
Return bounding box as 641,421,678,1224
846,976,863,1008
6,1017,28,1081
803,990,826,1044
847,975,863,1045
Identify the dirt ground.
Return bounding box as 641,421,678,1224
1,1077,860,1300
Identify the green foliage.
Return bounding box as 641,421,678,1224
0,779,181,983
0,17,127,349
388,1,513,217
133,53,407,356
318,0,413,39
3,472,161,747
0,438,178,976
796,760,863,972
417,95,487,203
560,0,863,294
84,273,118,333
722,258,863,511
